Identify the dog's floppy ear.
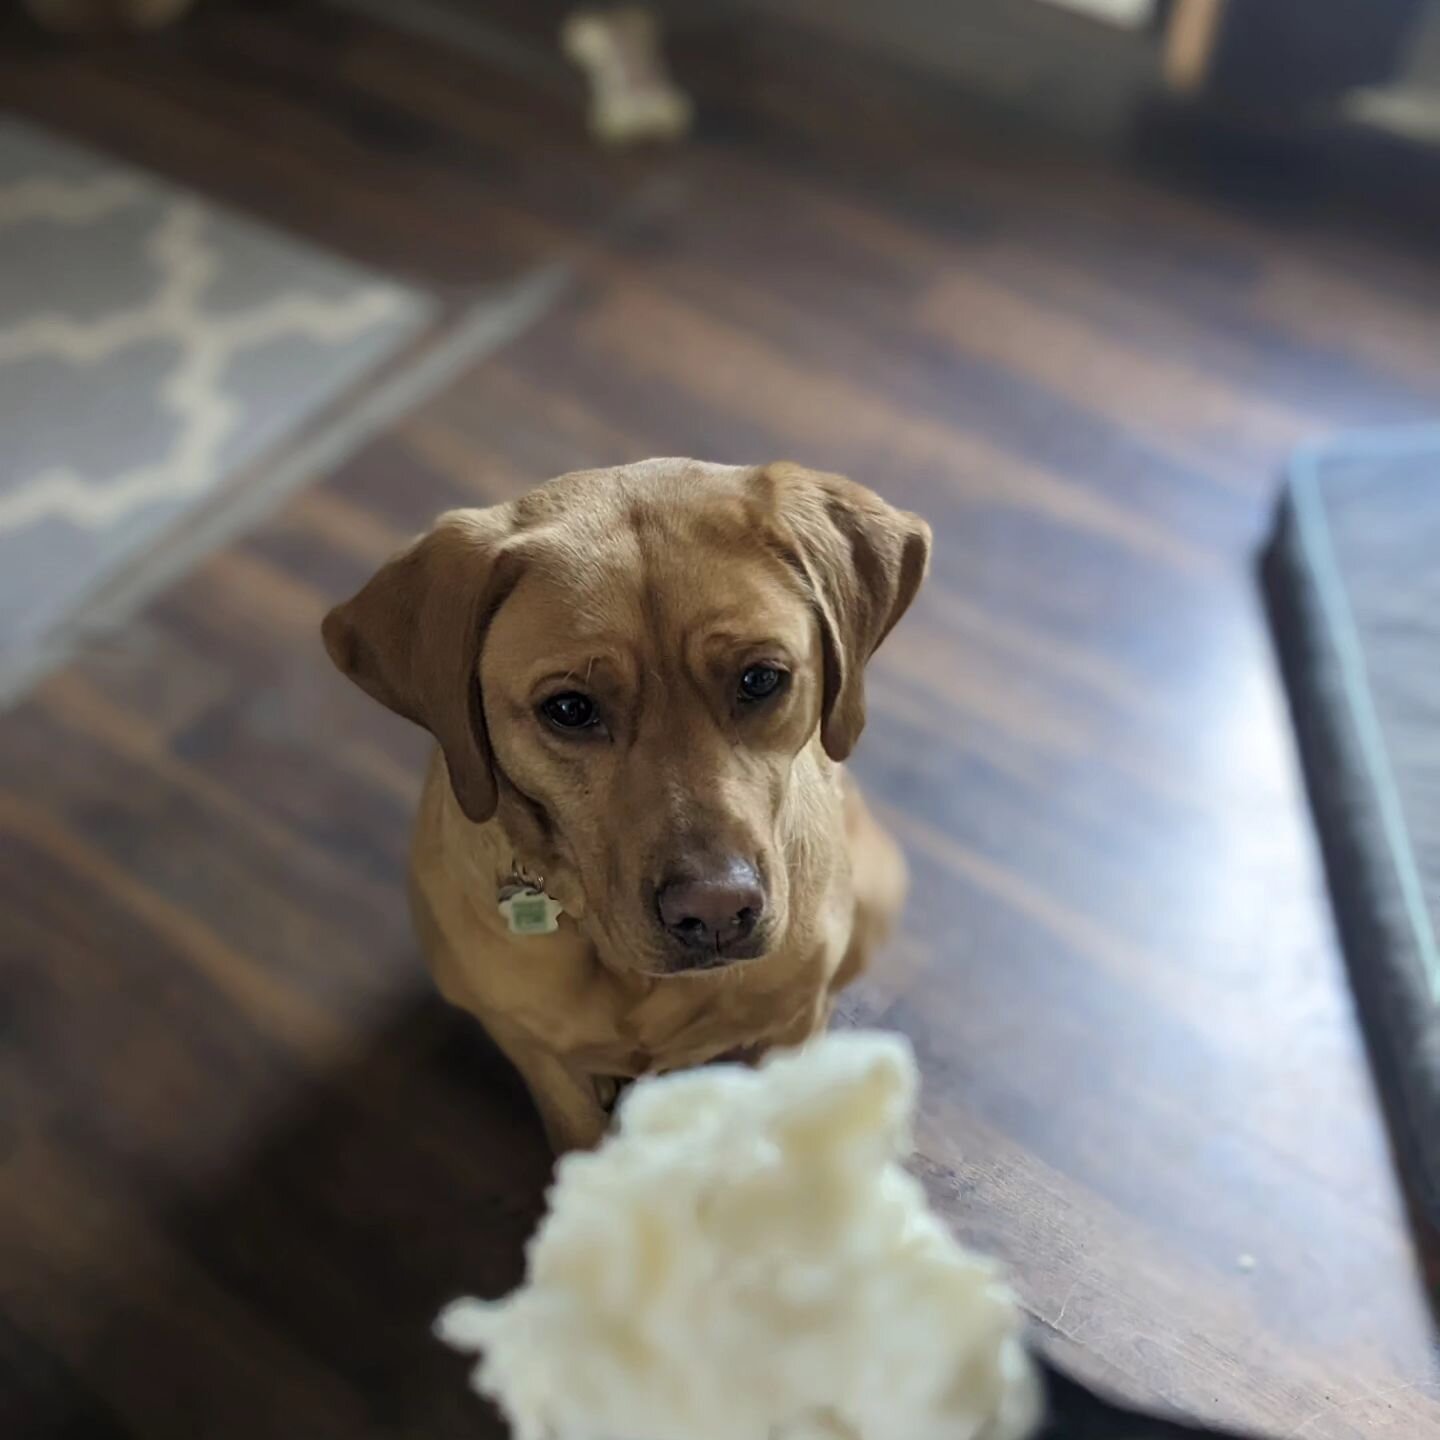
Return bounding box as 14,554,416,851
765,463,931,761
322,507,516,824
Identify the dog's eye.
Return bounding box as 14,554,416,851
738,665,786,703
541,692,599,731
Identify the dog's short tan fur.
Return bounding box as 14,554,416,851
323,459,930,1150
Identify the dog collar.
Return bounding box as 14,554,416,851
498,868,564,936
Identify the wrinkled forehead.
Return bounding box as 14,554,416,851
487,470,814,675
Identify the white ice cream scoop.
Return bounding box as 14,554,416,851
438,1031,1268,1440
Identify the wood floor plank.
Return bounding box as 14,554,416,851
544,280,1221,569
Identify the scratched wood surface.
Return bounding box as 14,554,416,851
2,4,1439,1436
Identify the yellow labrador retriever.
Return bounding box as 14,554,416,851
323,459,930,1150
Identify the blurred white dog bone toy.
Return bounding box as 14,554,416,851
436,1032,1041,1440
561,6,694,144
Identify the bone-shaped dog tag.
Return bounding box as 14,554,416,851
499,888,564,936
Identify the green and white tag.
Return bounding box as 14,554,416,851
499,888,564,936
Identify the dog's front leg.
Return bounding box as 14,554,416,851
495,1032,611,1154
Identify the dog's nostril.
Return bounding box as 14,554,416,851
656,861,765,955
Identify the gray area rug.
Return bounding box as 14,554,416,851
0,118,431,695
1264,428,1440,1228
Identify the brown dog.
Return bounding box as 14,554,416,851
322,459,930,1150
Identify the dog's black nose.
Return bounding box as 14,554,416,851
656,860,765,959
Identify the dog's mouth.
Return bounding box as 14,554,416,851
654,910,777,974
666,933,772,974
626,932,773,979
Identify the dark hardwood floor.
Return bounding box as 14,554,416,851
3,4,1440,1436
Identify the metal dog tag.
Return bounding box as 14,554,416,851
499,887,564,936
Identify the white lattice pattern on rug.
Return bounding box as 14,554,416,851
0,118,428,666
0,176,410,531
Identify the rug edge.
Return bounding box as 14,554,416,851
1260,435,1440,1234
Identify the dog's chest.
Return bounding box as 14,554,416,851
525,953,826,1077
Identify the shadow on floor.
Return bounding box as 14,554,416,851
6,994,553,1439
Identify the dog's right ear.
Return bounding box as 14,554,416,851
322,507,516,824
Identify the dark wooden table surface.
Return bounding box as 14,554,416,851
2,4,1438,1436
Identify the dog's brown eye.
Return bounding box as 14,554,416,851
738,665,786,703
541,692,598,730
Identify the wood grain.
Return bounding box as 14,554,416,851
2,3,1438,1435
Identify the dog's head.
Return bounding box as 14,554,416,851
322,459,930,976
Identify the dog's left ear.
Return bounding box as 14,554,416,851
321,507,517,824
764,463,932,761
